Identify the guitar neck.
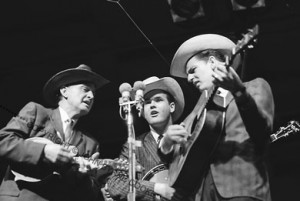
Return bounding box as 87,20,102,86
226,24,259,69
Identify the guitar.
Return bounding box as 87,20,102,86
138,121,300,201
270,120,300,142
11,137,143,182
168,25,260,196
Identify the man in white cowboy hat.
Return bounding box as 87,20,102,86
107,76,186,200
0,64,112,201
160,34,275,201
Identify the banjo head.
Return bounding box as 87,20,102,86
142,164,169,184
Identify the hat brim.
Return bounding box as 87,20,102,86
43,68,109,106
170,34,241,78
143,77,184,122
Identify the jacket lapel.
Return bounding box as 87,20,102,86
50,108,65,141
69,129,83,148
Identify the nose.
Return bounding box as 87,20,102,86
149,100,156,108
187,74,194,83
87,90,94,99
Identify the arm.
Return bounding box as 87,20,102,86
0,102,45,165
158,124,191,157
232,78,275,150
213,65,274,148
0,102,82,177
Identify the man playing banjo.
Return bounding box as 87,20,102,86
107,76,186,200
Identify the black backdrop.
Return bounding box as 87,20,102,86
1,0,300,199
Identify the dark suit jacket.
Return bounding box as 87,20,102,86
186,78,274,201
0,102,103,201
107,131,167,201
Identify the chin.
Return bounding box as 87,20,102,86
149,118,163,125
80,108,90,116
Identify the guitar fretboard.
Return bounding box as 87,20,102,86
73,157,144,172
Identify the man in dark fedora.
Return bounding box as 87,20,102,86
107,76,187,200
0,64,112,201
160,34,274,201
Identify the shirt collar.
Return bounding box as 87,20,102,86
58,107,77,127
150,130,163,144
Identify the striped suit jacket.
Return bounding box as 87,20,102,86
107,131,167,201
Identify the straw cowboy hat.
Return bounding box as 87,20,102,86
170,34,241,78
43,64,109,106
142,76,185,122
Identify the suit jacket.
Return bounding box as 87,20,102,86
0,102,103,201
189,78,274,201
107,131,167,201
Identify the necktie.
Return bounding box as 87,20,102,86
65,119,73,142
157,135,163,145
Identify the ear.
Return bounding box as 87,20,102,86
170,102,175,114
59,86,68,99
208,56,217,71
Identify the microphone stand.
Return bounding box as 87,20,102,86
119,99,142,201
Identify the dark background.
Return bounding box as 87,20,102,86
1,0,300,200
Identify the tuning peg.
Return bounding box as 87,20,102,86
247,44,254,49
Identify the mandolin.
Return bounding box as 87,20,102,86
11,137,143,182
270,120,300,142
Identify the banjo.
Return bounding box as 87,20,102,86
142,164,169,201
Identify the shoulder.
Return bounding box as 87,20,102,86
137,131,151,141
19,101,51,114
245,78,271,92
17,102,51,121
247,77,274,96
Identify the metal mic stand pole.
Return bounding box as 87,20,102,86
120,100,137,201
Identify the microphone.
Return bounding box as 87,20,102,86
119,83,132,106
133,81,145,117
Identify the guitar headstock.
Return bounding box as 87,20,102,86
234,25,259,55
226,24,259,67
270,120,300,142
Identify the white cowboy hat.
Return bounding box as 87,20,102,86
142,76,185,122
170,34,241,78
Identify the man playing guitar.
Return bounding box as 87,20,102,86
160,32,275,201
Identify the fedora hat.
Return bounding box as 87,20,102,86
170,34,241,78
142,76,185,122
43,64,109,106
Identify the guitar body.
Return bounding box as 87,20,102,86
169,105,225,196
